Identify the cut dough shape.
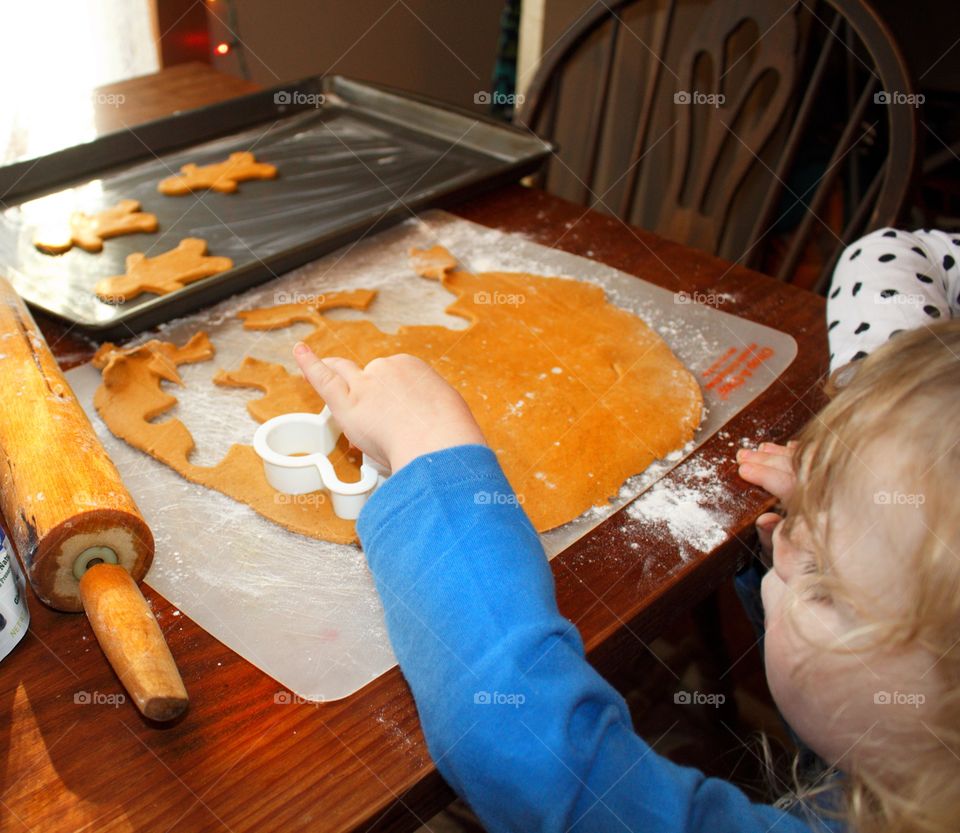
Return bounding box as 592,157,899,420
91,248,703,543
158,151,277,196
410,245,459,280
95,238,233,304
34,199,158,254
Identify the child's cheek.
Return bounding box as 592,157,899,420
760,572,805,698
761,616,795,720
759,568,783,628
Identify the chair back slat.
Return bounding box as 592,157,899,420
814,160,885,294
532,75,563,189
583,18,622,204
775,77,879,282
618,0,678,217
744,11,843,262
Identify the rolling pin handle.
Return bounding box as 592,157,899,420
78,563,189,722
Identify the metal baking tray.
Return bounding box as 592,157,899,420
0,75,553,339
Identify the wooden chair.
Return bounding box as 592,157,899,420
517,0,918,292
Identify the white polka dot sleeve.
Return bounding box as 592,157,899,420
826,228,960,371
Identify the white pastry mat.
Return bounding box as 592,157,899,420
66,211,796,702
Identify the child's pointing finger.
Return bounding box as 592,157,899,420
319,356,363,386
738,464,794,502
293,342,351,408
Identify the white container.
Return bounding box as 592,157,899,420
0,529,29,662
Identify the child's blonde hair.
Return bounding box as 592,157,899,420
784,320,960,833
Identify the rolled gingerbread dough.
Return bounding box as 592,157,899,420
91,247,702,544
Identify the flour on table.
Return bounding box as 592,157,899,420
625,456,731,558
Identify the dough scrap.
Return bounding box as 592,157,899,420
95,238,233,303
91,248,703,542
410,245,459,280
34,199,158,254
158,151,277,196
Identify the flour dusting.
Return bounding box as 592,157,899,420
625,456,732,559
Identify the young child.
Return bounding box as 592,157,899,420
293,320,960,833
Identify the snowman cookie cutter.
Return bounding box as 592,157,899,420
253,407,390,520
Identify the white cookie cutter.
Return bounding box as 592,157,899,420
253,407,390,520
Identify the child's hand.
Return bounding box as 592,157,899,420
736,442,798,563
737,441,797,502
293,343,487,473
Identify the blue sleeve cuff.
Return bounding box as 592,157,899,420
357,443,513,556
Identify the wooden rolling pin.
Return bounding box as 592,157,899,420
0,275,188,721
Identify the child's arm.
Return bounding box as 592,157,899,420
826,228,960,372
296,346,812,833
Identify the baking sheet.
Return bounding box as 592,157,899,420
0,77,552,337
67,211,797,701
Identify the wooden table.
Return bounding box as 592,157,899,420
0,65,828,832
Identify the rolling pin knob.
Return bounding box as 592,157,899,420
79,563,189,722
73,546,119,579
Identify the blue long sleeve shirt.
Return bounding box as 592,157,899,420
356,444,823,833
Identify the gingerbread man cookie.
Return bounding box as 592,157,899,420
34,199,158,254
157,151,277,196
95,238,233,304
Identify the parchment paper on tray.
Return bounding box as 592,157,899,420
67,211,796,702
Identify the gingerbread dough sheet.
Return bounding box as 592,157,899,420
91,249,702,542
67,212,797,703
